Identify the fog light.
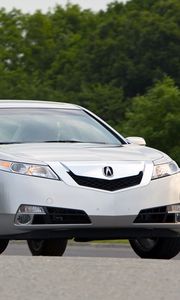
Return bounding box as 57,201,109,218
15,205,46,225
166,205,180,223
175,213,180,223
167,204,180,213
16,214,34,225
18,205,45,214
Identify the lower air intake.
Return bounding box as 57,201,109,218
33,207,91,225
134,206,179,223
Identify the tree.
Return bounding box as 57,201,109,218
122,77,180,164
73,84,125,127
0,1,180,164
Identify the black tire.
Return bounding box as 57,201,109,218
129,237,180,259
0,240,9,254
27,239,68,256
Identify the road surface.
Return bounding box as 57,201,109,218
1,242,180,300
1,254,180,300
3,241,180,259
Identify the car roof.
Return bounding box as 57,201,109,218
0,100,81,109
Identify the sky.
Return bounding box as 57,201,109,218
0,0,127,13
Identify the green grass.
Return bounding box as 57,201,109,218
91,240,129,244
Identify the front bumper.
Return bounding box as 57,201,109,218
0,169,180,239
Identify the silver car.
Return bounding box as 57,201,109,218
0,100,179,258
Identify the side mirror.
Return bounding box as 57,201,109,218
126,136,146,146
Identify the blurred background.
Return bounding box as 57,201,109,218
0,0,179,164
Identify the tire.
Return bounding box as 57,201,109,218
129,237,180,259
27,239,68,256
0,240,9,254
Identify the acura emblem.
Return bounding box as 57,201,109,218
103,166,114,178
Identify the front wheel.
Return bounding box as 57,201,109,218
0,240,9,254
129,237,180,259
27,239,68,256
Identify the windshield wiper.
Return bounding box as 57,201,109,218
43,140,86,143
0,142,24,145
0,140,83,144
0,140,121,145
43,140,111,144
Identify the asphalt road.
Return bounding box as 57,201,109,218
1,255,180,300
3,241,180,259
3,241,135,257
1,242,180,300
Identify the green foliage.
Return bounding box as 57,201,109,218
73,84,125,127
0,1,180,162
122,77,180,164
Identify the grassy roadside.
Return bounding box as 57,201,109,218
67,239,130,246
91,240,129,245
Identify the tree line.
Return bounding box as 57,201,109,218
0,0,180,163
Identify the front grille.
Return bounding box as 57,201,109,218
33,207,91,225
68,171,143,192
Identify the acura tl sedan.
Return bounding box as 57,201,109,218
0,100,179,259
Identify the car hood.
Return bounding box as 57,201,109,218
0,143,164,164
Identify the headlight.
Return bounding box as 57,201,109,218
152,161,179,180
0,160,59,180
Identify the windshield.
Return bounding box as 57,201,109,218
0,108,124,145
